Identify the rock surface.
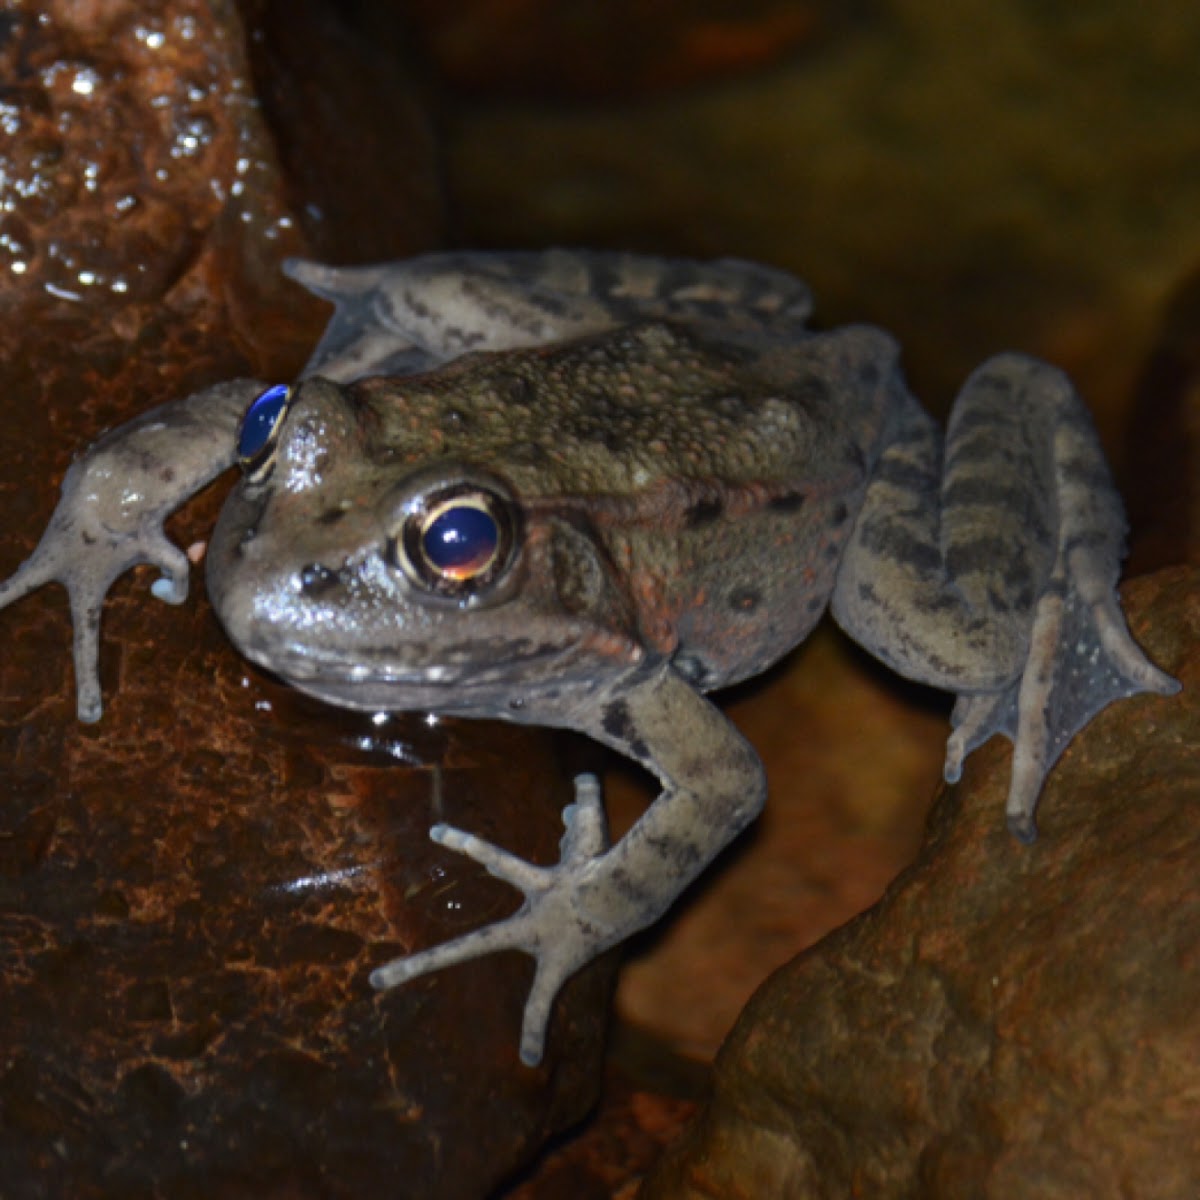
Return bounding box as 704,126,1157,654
643,568,1198,1200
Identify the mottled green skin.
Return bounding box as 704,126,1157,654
337,320,885,691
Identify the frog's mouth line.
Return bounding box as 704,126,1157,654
255,652,617,723
237,634,619,697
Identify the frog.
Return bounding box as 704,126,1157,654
0,249,1179,1066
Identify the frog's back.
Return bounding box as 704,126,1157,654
604,321,898,690
353,315,898,691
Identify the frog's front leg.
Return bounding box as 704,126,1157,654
0,379,263,721
831,353,1180,842
371,665,765,1066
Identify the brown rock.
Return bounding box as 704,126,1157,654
507,1062,699,1199
643,568,1198,1200
0,5,608,1198
0,0,294,313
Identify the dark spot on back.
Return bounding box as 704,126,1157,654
317,507,348,526
507,441,547,466
602,700,632,743
768,491,807,514
728,586,761,613
686,498,724,528
601,700,649,758
503,374,536,407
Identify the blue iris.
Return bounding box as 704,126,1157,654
422,504,500,577
237,384,292,464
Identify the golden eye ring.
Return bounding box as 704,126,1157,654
397,483,516,598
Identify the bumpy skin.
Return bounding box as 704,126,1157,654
0,251,1179,1065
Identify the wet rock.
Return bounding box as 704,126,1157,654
0,5,608,1198
644,569,1198,1199
0,0,294,313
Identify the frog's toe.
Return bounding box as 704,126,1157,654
519,957,572,1066
377,797,625,1065
370,901,600,1068
0,543,60,612
1021,581,1176,774
67,599,104,723
370,916,524,993
431,777,610,889
558,773,608,861
145,533,192,605
1,541,111,720
1007,810,1039,845
150,575,187,605
1093,596,1181,697
370,902,566,1064
945,691,1015,784
430,823,549,893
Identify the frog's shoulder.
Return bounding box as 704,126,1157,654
284,250,814,384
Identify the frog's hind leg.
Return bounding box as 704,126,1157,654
831,354,1179,842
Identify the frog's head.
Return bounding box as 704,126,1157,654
207,378,647,722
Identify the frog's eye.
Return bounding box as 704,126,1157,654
398,485,516,598
237,384,294,480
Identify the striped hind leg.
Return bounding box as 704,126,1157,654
831,354,1178,841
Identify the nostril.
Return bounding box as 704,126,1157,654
299,563,339,596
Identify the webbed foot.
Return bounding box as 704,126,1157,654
946,566,1179,842
0,456,194,721
0,380,259,720
371,774,616,1066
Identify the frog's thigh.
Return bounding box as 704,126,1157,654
830,353,1122,693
